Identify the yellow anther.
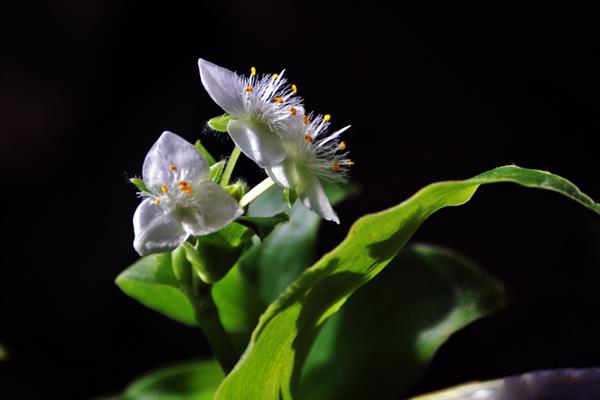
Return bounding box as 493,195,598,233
339,141,346,151
244,86,253,93
303,115,309,124
332,161,341,172
345,160,355,166
290,107,298,116
161,184,168,193
291,84,298,94
272,73,279,79
169,164,177,171
154,198,161,205
274,97,284,103
304,135,314,143
178,180,193,193
250,66,257,76
323,114,331,122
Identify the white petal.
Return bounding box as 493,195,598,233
265,161,296,189
296,171,340,224
133,199,188,256
142,131,209,192
198,58,245,116
180,181,243,236
227,119,286,168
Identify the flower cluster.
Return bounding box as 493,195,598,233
131,59,352,255
199,59,352,223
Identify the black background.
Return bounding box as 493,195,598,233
1,1,599,399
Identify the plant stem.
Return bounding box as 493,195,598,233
220,146,241,187
239,177,275,207
194,280,238,373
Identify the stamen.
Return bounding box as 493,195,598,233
324,114,331,122
274,97,284,103
250,66,257,76
291,84,298,94
169,164,177,171
245,86,253,93
339,141,346,151
332,161,341,172
303,115,309,124
272,73,279,79
161,184,168,193
345,160,355,166
154,198,161,205
304,135,314,143
290,107,297,116
179,180,193,193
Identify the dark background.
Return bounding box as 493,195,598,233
1,1,599,398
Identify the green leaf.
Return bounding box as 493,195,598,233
301,244,504,399
129,178,150,194
185,223,254,284
207,114,231,133
213,265,266,354
236,213,290,240
120,360,224,400
116,254,197,326
241,182,353,304
210,161,225,182
410,367,600,399
194,139,216,165
214,166,600,400
283,188,297,208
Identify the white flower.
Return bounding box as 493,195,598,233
198,58,303,168
133,131,243,256
266,113,352,224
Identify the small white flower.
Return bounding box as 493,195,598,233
266,113,352,224
133,131,243,256
198,58,303,168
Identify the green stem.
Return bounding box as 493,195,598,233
239,177,275,207
194,279,238,373
220,146,242,187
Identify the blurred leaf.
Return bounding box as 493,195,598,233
213,265,266,354
210,161,225,182
241,182,353,304
185,223,254,284
116,254,197,326
0,342,8,361
411,367,600,400
120,360,224,400
207,114,231,133
194,139,216,165
236,213,289,240
129,178,150,194
283,188,297,208
301,244,504,399
214,166,600,400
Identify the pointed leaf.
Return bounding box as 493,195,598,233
236,213,289,240
215,166,600,400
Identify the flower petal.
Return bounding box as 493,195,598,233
142,131,210,192
180,181,244,236
265,161,296,189
227,119,286,168
198,58,245,116
296,171,340,224
133,198,188,256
